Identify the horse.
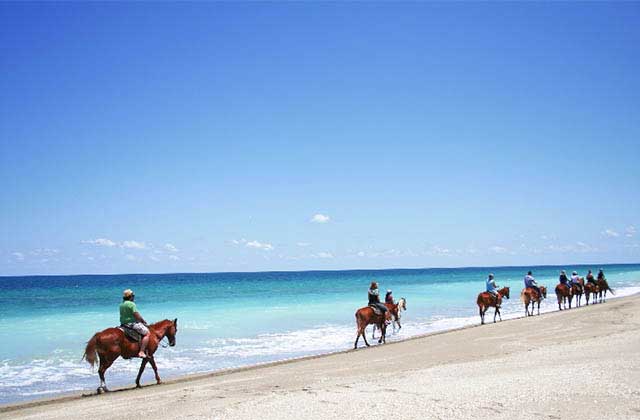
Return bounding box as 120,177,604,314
83,319,178,393
570,278,584,307
597,278,615,303
555,283,572,310
477,287,510,325
521,286,547,316
584,282,599,305
354,305,391,349
372,297,407,339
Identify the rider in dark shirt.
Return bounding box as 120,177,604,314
586,270,597,285
597,269,606,282
368,281,389,317
385,289,394,304
559,271,569,287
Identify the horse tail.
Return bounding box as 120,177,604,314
83,333,99,367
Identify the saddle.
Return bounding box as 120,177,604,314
118,324,143,343
369,304,383,316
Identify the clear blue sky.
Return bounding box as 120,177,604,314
1,3,639,275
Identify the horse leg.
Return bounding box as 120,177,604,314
497,307,502,322
479,306,484,324
362,327,370,347
98,354,115,393
493,307,498,323
371,325,376,340
148,356,162,385
135,358,149,388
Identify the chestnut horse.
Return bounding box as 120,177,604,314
597,278,615,303
571,278,584,307
555,283,572,310
584,282,599,305
477,287,510,325
521,286,547,316
354,306,391,349
372,297,407,339
83,319,178,393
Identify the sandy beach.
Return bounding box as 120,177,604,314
2,294,639,420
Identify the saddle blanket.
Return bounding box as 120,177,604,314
118,325,143,342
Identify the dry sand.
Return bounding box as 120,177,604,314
2,294,639,420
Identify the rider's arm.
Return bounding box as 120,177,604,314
134,311,147,325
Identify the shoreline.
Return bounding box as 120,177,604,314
2,292,638,418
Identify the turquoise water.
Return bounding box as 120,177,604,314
1,264,639,404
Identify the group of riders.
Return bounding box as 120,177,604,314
485,268,608,301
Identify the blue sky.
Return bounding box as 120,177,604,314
1,3,639,276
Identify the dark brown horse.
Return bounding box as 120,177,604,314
354,306,391,349
521,286,547,316
83,319,178,393
597,278,615,303
584,282,599,305
571,278,584,307
477,287,510,325
555,283,572,310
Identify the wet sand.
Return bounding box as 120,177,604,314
2,294,639,420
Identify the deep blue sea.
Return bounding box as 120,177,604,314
1,264,639,404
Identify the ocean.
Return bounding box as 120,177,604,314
1,263,639,404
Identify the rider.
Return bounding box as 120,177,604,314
570,271,583,293
586,269,597,285
385,289,394,304
486,273,500,302
368,282,390,323
120,289,151,358
559,270,569,289
524,271,544,300
597,269,606,282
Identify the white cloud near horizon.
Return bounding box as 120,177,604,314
246,240,274,251
626,225,636,238
296,242,311,247
602,229,619,238
488,246,508,254
121,240,146,250
164,243,179,252
311,251,334,259
12,252,25,261
310,214,330,223
82,238,117,247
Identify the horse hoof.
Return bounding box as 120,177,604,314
156,380,163,385
96,387,103,395
136,383,142,389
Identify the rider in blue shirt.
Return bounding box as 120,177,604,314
524,271,544,300
486,273,500,300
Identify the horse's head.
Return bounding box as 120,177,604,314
540,286,547,298
399,297,407,311
164,318,178,347
501,287,510,299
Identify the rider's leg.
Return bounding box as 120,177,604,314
139,333,150,358
533,286,542,300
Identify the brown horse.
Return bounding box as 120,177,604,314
571,278,584,307
354,306,391,349
83,319,178,393
521,286,547,316
555,283,572,310
584,282,599,305
597,278,615,303
372,297,407,339
477,287,510,325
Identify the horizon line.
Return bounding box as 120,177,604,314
1,261,639,279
